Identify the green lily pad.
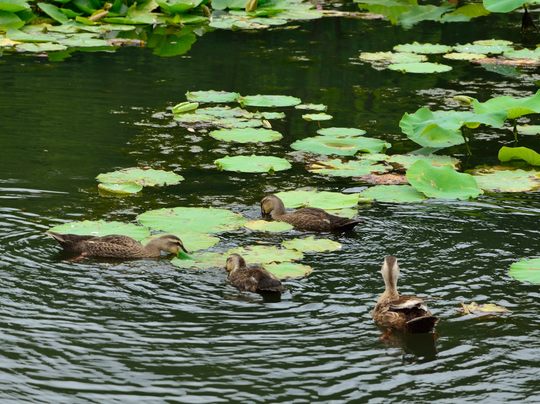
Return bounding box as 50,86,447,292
196,106,252,118
171,251,225,270
282,236,341,252
498,146,540,166
137,207,246,234
308,159,389,177
359,185,427,203
96,168,184,187
238,94,302,107
275,190,360,210
291,135,390,156
473,39,513,46
470,168,540,192
388,62,452,74
215,155,291,173
387,154,460,169
16,42,67,52
209,127,282,143
483,0,529,13
393,42,452,54
263,262,313,280
302,113,333,121
406,160,482,200
516,125,540,135
244,220,293,233
473,90,540,119
48,220,150,241
295,103,328,111
443,52,486,60
185,90,240,103
453,42,513,55
503,48,540,60
509,258,540,284
359,51,427,64
317,127,366,137
227,245,304,263
258,111,286,120
97,182,143,195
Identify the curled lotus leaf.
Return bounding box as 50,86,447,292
214,155,291,173
137,206,246,234
498,146,540,166
244,220,293,233
470,167,540,192
171,251,225,270
509,257,540,284
209,127,282,143
172,101,199,114
227,245,304,264
291,135,390,156
96,168,184,187
473,90,540,119
393,42,453,54
308,159,390,177
185,90,240,103
443,52,486,61
238,94,302,107
302,113,333,121
282,236,341,252
275,189,360,210
263,262,313,280
48,220,150,241
317,127,366,137
295,103,328,111
97,182,143,195
388,62,452,74
359,185,426,203
459,302,510,315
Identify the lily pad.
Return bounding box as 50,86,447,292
453,42,513,55
16,42,67,52
387,154,460,169
388,62,452,74
473,90,540,119
443,52,486,61
228,245,303,263
171,251,225,270
137,206,246,234
516,125,540,136
295,103,327,111
238,94,301,108
483,0,530,13
509,258,540,284
459,302,510,315
308,159,389,177
96,168,184,187
406,160,482,200
358,185,426,203
275,190,360,210
302,113,333,121
393,42,452,54
48,220,150,241
185,90,240,103
317,127,366,137
97,182,143,195
281,236,341,252
215,155,291,173
471,167,540,192
291,135,390,156
359,51,427,64
244,220,293,233
263,262,313,280
209,127,282,143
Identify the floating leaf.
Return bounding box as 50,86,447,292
171,251,225,270
186,90,240,103
16,42,67,52
516,125,540,135
498,146,540,166
209,127,282,143
503,48,540,60
387,154,460,169
295,103,327,111
453,42,513,55
473,90,540,119
275,190,360,210
406,160,482,200
359,51,427,64
388,62,452,74
48,220,150,241
359,185,426,203
291,135,390,156
96,168,184,187
509,257,540,284
443,52,486,61
258,111,285,120
228,245,303,263
263,262,313,280
483,0,530,13
238,94,301,107
459,302,510,315
282,236,341,252
393,42,452,54
244,220,293,233
302,113,333,121
97,182,143,195
308,159,389,177
214,155,291,173
137,207,246,234
470,167,540,192
317,127,366,137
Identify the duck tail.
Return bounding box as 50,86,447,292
46,231,92,247
46,231,67,244
406,316,438,333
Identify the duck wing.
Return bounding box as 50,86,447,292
389,296,438,333
229,267,285,293
92,235,141,247
47,231,94,253
81,239,148,258
281,208,361,232
250,267,285,293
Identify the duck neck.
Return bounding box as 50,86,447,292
380,268,399,301
271,198,287,219
143,240,164,257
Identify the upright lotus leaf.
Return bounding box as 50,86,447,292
302,113,333,121
308,159,390,177
137,207,246,234
171,251,225,270
295,103,327,111
38,2,69,23
186,90,240,103
275,190,360,209
282,236,341,252
48,220,150,241
473,90,540,119
393,42,452,54
238,94,301,108
227,245,303,263
358,185,426,203
263,262,313,280
96,168,184,187
516,125,540,135
244,220,293,233
498,146,540,166
97,182,143,195
509,258,540,284
470,167,540,192
459,302,510,315
209,128,282,143
0,0,30,12
388,62,452,74
406,160,482,200
317,127,366,137
144,232,219,252
483,0,534,13
399,107,506,148
291,135,390,156
440,3,490,22
0,11,24,29
215,155,291,173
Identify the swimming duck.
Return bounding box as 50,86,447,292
260,194,361,232
225,254,285,294
47,232,187,259
372,256,438,333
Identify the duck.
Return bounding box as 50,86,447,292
260,194,361,232
47,232,187,259
372,256,438,333
225,254,285,294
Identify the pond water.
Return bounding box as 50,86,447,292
1,14,540,403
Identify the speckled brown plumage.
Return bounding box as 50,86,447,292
225,254,285,294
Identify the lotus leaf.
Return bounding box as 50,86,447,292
258,111,286,120
498,146,540,166
388,62,452,74
48,220,150,241
16,42,67,52
302,113,333,121
503,48,540,60
0,11,24,30
281,236,341,252
96,168,184,187
317,127,366,137
171,252,225,270
144,232,219,252
443,52,486,61
453,43,513,55
58,37,111,48
38,2,69,23
238,94,302,107
440,3,490,22
387,154,460,169
295,103,328,111
172,101,199,114
275,190,360,210
308,159,389,177
359,51,427,64
214,155,291,173
197,106,252,119
97,182,143,195
263,262,313,280
359,185,426,203
393,42,452,54
516,125,540,135
209,128,282,143
137,206,246,234
460,302,510,315
406,160,482,200
509,257,540,284
244,220,293,233
228,245,303,263
483,0,534,13
473,168,539,192
473,90,540,119
291,135,390,156
0,0,29,12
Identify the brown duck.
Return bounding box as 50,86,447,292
372,256,438,333
260,194,361,232
47,232,187,259
225,254,285,294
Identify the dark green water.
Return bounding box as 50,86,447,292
1,14,540,402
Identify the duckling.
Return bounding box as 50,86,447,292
225,254,285,294
260,194,361,232
372,256,438,333
47,232,187,259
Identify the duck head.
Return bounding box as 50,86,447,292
260,194,286,219
148,234,188,255
225,253,247,273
